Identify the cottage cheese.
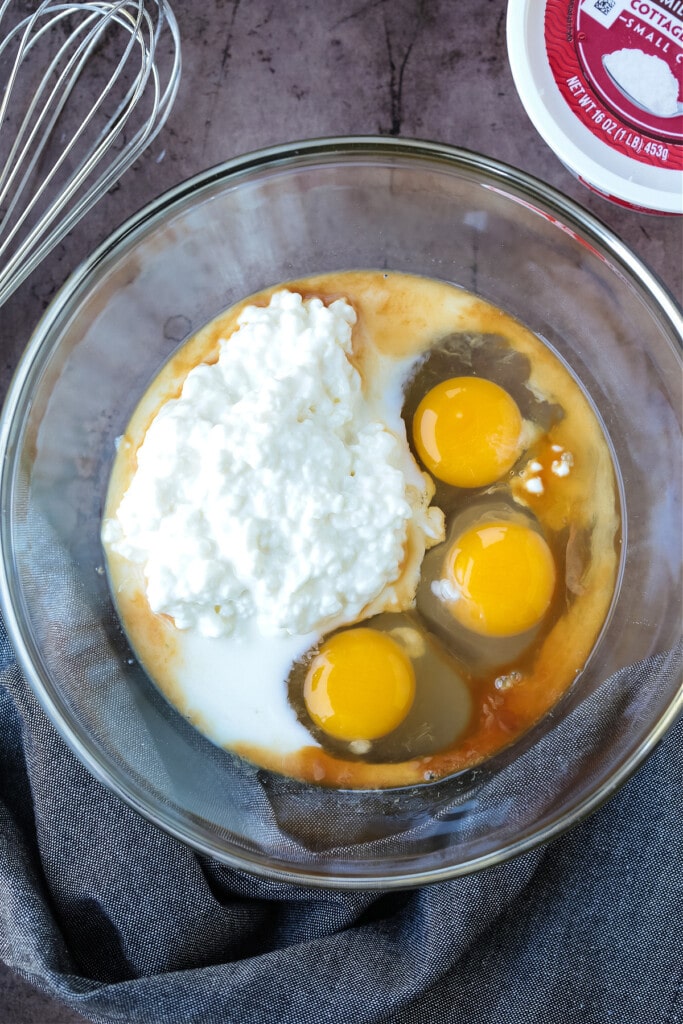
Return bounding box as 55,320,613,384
603,48,680,118
103,290,444,640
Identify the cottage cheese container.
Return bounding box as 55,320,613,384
507,0,683,214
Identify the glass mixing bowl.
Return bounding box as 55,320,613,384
0,138,680,887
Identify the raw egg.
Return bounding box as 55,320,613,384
303,628,416,742
444,520,556,637
412,376,523,487
102,269,620,789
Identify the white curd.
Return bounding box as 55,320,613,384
103,290,443,641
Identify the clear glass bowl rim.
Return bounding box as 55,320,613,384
0,136,681,889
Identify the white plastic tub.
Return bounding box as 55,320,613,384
507,0,683,214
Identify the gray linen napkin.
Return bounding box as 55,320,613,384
1,615,681,1024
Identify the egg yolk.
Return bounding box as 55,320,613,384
303,628,416,742
445,521,556,637
412,376,523,487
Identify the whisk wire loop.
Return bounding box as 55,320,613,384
1,7,137,230
0,0,180,306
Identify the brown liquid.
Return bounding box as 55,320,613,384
103,270,621,789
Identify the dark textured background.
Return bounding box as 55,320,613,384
0,1,681,1021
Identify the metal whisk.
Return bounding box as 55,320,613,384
0,0,181,306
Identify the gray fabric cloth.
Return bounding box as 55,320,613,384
1,615,681,1024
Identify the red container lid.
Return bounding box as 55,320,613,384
507,0,683,214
